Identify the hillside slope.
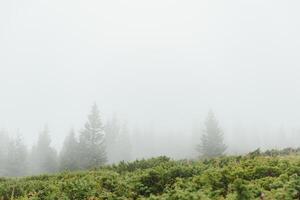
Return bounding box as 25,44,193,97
1,152,300,200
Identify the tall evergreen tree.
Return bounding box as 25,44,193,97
0,130,9,176
105,115,120,146
59,129,79,171
105,115,121,163
30,126,58,174
79,103,107,169
105,116,132,163
115,122,132,162
4,135,28,177
197,111,227,158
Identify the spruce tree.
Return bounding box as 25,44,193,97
0,130,9,176
79,103,107,169
105,115,121,163
115,122,132,162
197,111,226,158
4,135,28,176
59,129,79,171
30,126,58,174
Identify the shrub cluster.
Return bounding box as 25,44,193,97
1,155,300,199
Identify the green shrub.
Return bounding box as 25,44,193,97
1,154,300,199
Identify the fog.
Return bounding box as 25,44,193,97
1,0,300,166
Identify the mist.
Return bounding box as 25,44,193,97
1,0,300,176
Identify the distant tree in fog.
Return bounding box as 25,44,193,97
197,111,227,158
30,126,58,174
4,135,28,176
105,115,121,163
78,103,107,169
105,115,132,163
0,130,9,176
59,129,80,171
115,122,132,162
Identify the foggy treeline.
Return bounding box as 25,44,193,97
0,104,131,177
1,102,300,177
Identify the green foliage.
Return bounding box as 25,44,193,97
233,178,252,200
2,155,300,199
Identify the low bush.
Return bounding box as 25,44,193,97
1,155,300,199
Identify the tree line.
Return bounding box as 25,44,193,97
0,104,226,177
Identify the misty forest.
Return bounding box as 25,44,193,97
2,0,300,199
1,104,299,178
0,104,225,177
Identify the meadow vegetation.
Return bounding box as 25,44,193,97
1,149,300,200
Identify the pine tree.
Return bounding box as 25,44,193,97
78,103,107,169
115,122,132,162
30,126,58,174
0,130,9,176
59,129,79,171
4,135,28,177
105,115,121,163
105,115,120,146
197,111,227,158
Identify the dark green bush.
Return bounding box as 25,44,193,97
1,154,300,199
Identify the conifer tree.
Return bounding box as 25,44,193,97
30,126,58,174
197,111,227,158
59,129,79,171
115,122,132,162
105,115,121,163
78,103,107,169
4,135,28,176
0,130,9,176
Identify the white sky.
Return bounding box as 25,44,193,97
1,0,300,148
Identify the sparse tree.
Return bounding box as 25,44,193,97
197,111,226,158
78,103,107,169
59,129,80,171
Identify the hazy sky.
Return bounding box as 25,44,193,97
1,0,300,147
